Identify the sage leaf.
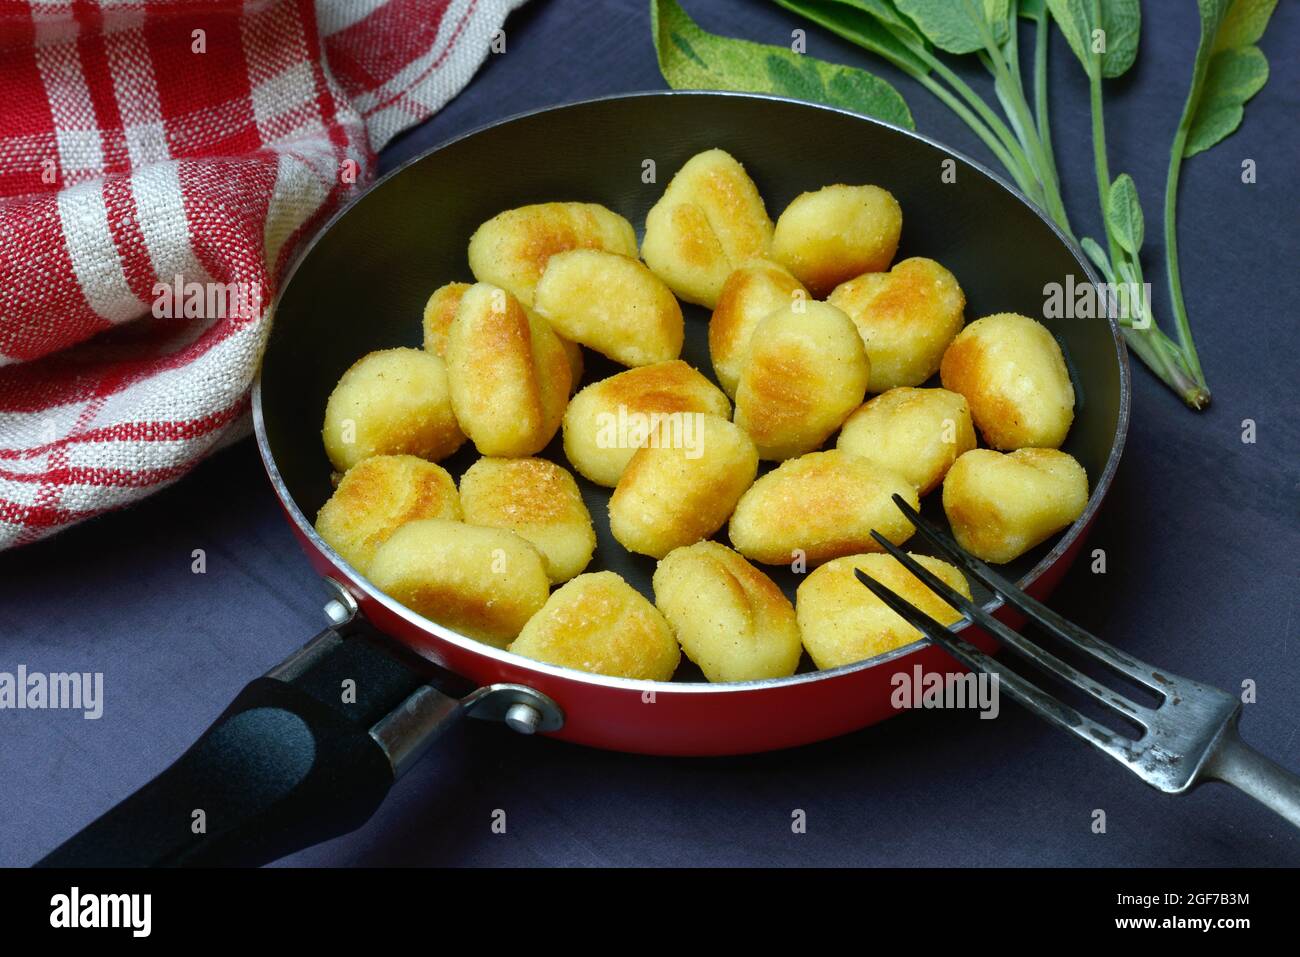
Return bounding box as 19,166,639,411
1079,236,1114,281
1098,0,1140,77
1018,0,1046,18
1181,0,1276,157
1045,0,1140,78
894,0,1009,54
1045,0,1090,71
652,0,914,128
1213,0,1274,49
829,0,916,30
772,0,930,76
1105,173,1143,255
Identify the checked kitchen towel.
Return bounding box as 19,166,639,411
0,0,522,550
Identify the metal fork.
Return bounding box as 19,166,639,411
854,494,1300,830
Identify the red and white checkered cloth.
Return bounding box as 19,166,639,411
0,0,522,550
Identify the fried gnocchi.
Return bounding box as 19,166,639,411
423,280,582,386
319,147,1098,682
942,448,1089,563
940,312,1075,450
314,455,461,574
558,334,584,392
608,414,758,559
422,281,470,357
770,184,902,297
837,387,976,495
708,258,808,398
797,553,971,669
445,282,572,456
509,571,681,680
653,541,801,682
533,249,684,367
562,360,731,487
459,456,596,583
728,450,917,566
640,149,774,308
827,257,966,391
322,347,465,472
368,518,550,648
466,201,637,307
733,300,870,460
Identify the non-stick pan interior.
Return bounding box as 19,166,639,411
258,92,1125,680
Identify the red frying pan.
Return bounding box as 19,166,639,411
37,92,1129,867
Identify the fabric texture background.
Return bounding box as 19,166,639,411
0,0,521,549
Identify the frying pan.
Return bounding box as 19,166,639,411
37,91,1130,867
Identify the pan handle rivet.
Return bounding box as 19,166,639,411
504,702,542,735
324,599,351,627
322,577,358,628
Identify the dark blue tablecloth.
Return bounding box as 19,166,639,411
4,0,1298,867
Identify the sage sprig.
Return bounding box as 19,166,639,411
1162,0,1275,405
652,0,913,128
650,0,1278,410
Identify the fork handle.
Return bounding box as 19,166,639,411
1204,722,1300,831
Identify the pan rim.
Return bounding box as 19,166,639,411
252,88,1131,697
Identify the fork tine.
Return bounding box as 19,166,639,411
889,494,1165,693
868,531,1150,723
853,568,1138,765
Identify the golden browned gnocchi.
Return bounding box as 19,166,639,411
422,281,470,356
509,571,680,680
314,455,461,573
368,518,550,647
653,541,802,682
942,448,1089,563
320,150,1104,684
322,347,465,472
733,300,870,460
708,258,808,398
557,334,584,392
466,202,637,307
770,184,902,297
445,283,571,457
640,149,774,308
837,387,976,495
459,457,595,583
608,414,758,559
562,360,731,487
533,249,683,367
424,280,582,385
827,257,966,391
797,553,971,669
940,312,1075,450
728,449,917,566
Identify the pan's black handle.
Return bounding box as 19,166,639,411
35,624,467,868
